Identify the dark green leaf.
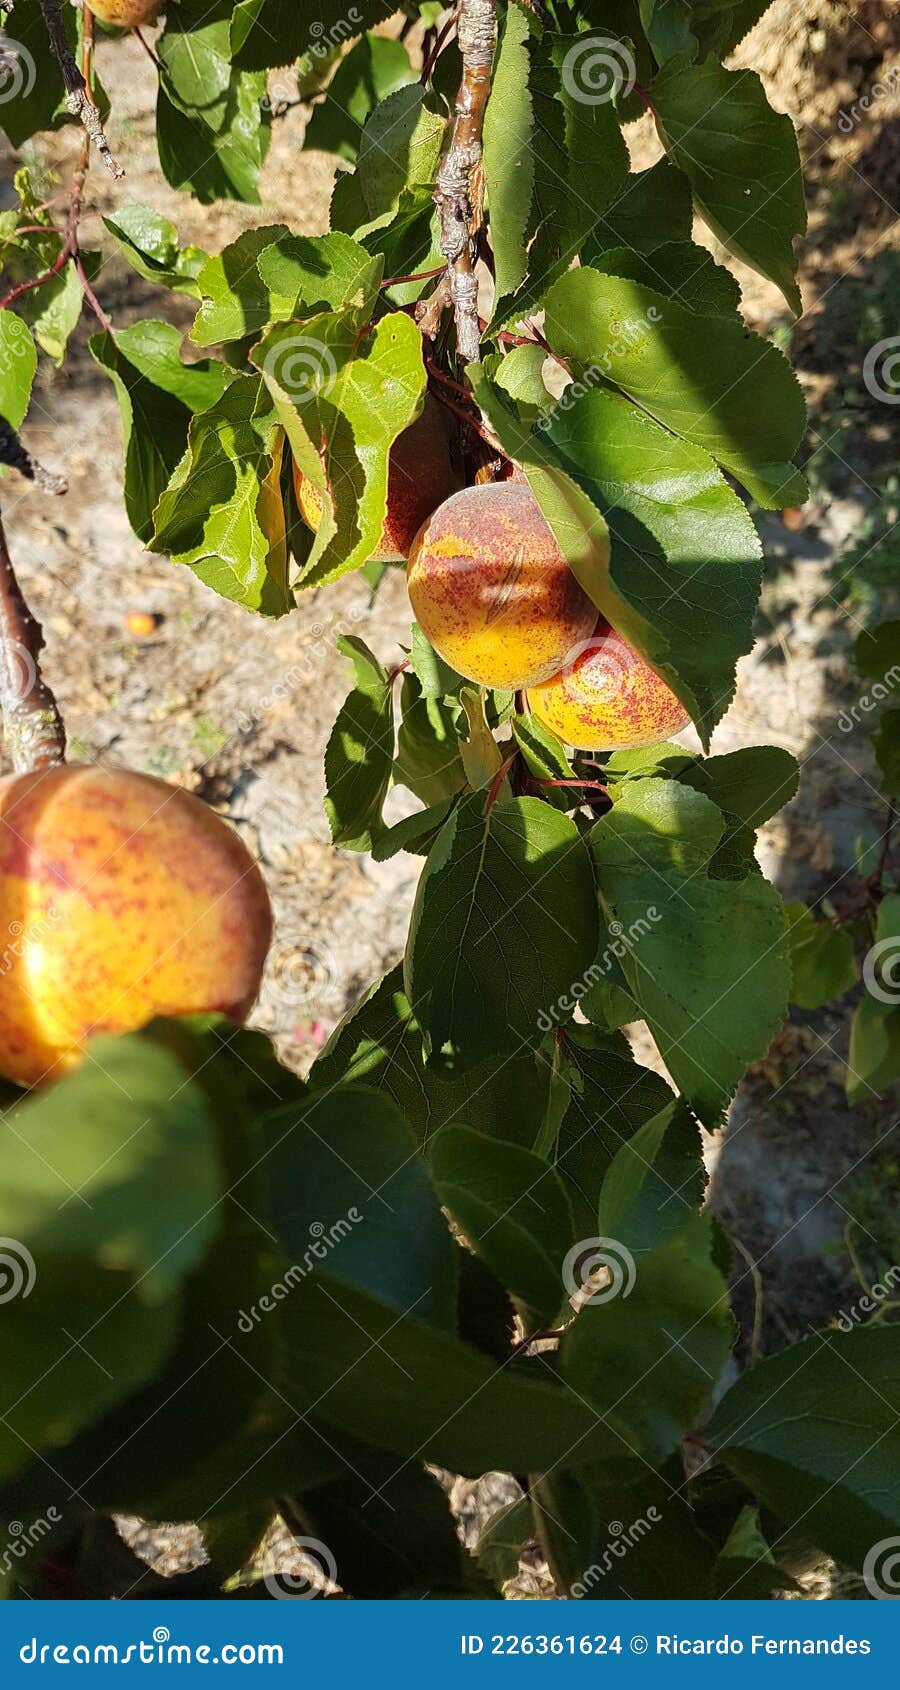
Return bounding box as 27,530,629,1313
784,903,857,1011
554,1028,674,1234
583,158,693,260
103,204,207,297
305,34,415,162
653,55,806,314
324,636,394,850
156,14,270,204
406,793,599,1070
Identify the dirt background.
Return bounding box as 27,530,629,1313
2,0,899,1594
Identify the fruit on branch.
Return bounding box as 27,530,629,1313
527,621,691,750
293,395,461,563
407,482,598,689
88,0,161,24
0,765,272,1088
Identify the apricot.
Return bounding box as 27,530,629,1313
406,482,598,689
89,0,161,23
293,394,461,563
0,765,272,1088
527,621,691,750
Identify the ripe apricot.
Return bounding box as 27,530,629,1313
89,0,160,23
0,765,272,1088
406,482,598,689
527,621,691,750
293,395,461,563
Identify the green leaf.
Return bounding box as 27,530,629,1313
103,205,207,297
513,713,577,810
0,2,73,146
150,374,290,614
256,231,383,323
562,1213,732,1464
458,687,504,791
784,903,857,1011
847,893,900,1103
873,708,900,797
395,673,465,806
653,56,806,314
583,158,693,260
543,267,806,508
591,240,742,317
230,0,317,67
709,1327,900,1573
305,34,415,162
409,622,466,699
855,619,900,681
191,225,290,346
553,1029,674,1235
406,793,599,1071
156,14,270,204
678,744,799,876
89,325,227,545
0,311,36,429
298,1456,483,1598
371,796,457,861
495,29,629,324
689,0,774,57
428,1127,575,1328
598,1098,706,1254
712,1505,798,1599
270,1275,624,1478
0,1027,221,1481
260,1085,458,1332
254,309,426,587
483,0,534,305
589,778,790,1126
639,0,696,62
334,85,446,233
311,967,553,1151
15,257,83,365
541,383,763,744
324,636,394,850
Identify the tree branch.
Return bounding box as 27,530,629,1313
0,419,67,496
39,0,124,178
0,511,67,772
431,0,496,365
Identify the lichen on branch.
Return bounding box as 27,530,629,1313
39,0,124,179
431,0,496,365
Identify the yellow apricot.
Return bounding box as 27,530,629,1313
527,621,691,750
89,0,161,23
293,394,461,564
0,765,272,1088
406,482,598,689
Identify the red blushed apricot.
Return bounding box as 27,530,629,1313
527,621,691,750
406,482,599,689
0,765,272,1088
90,0,161,22
293,394,461,563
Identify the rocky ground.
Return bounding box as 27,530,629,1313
2,3,898,1596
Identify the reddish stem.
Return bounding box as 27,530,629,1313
381,264,447,289
484,752,516,815
420,8,459,86
536,777,609,795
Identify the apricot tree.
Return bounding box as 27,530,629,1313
0,0,898,1602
